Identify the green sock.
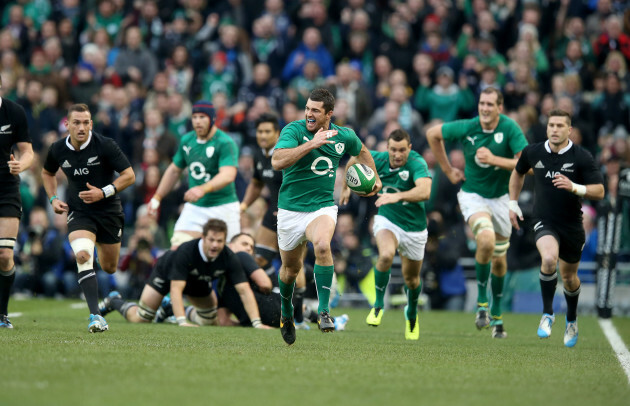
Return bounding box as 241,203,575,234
314,264,334,314
405,284,422,321
490,273,505,319
475,261,491,306
278,276,295,319
373,267,391,309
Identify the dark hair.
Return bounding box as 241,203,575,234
202,219,228,237
308,88,335,113
548,109,572,125
480,87,504,106
255,113,280,131
68,103,91,118
387,129,411,144
230,232,255,244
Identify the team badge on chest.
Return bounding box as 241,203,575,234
206,146,215,158
399,170,409,181
335,142,345,154
494,132,504,144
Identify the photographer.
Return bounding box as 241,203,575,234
118,215,161,300
14,206,66,297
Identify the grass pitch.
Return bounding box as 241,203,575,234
2,299,629,406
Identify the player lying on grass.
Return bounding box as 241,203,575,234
99,219,271,328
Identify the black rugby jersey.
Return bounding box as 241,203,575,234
0,98,31,188
515,140,603,224
43,131,131,213
156,239,248,289
252,147,282,209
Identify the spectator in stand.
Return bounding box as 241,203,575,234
379,21,416,76
327,62,372,129
165,45,194,97
282,27,335,83
250,14,286,81
592,72,630,136
415,66,475,123
594,14,630,67
113,25,158,89
237,62,285,113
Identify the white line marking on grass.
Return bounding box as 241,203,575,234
7,312,22,318
70,303,88,309
599,318,630,384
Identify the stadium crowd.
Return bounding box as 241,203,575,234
2,0,629,308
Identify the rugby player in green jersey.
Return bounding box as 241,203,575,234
272,88,381,345
148,101,240,247
341,129,432,340
427,87,528,338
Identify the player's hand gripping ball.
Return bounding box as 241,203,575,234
346,163,376,195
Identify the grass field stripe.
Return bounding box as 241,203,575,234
599,319,630,384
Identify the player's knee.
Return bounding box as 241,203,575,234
311,239,331,259
0,248,14,270
378,251,395,268
404,275,420,290
70,238,95,271
100,260,117,274
493,241,510,257
170,231,195,248
190,307,217,326
540,254,558,272
136,301,156,322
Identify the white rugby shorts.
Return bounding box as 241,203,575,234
277,206,338,251
174,201,241,241
457,190,512,238
372,215,428,261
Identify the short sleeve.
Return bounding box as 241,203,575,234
236,251,259,277
514,146,531,175
218,136,238,168
226,252,248,285
12,104,31,144
580,149,604,185
275,124,300,150
508,122,528,155
441,119,473,142
104,138,131,173
346,129,362,156
43,145,59,174
172,140,187,169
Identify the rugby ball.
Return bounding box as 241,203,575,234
346,163,376,195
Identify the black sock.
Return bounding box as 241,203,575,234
0,266,16,315
78,270,100,315
110,296,126,312
539,271,557,315
293,287,305,323
564,285,580,322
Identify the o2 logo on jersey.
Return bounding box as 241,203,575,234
74,168,89,176
474,155,491,169
311,157,334,177
190,162,211,182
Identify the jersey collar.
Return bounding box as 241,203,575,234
65,131,93,151
198,239,209,262
544,139,573,155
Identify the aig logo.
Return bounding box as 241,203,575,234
74,168,89,176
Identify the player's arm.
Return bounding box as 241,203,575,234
240,178,264,212
184,165,237,203
79,166,136,204
148,163,183,215
426,124,465,184
354,144,382,196
234,282,272,329
170,280,197,327
271,127,337,170
508,169,526,230
41,168,69,214
551,174,605,200
8,142,34,175
249,268,272,294
375,177,432,207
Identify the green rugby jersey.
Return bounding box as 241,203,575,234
276,120,362,212
372,150,431,232
172,129,238,207
442,114,527,198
